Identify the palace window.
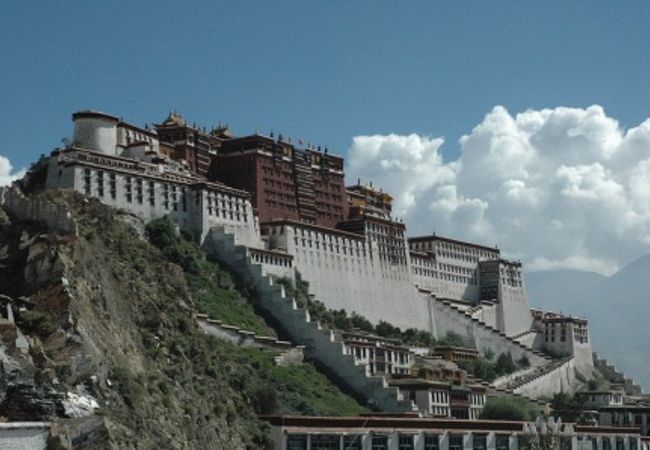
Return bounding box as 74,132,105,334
163,184,169,210
96,171,104,197
424,434,440,450
371,434,388,450
148,181,155,206
472,434,487,450
172,186,178,211
343,435,362,450
285,434,307,450
450,435,464,450
310,434,339,450
125,177,133,203
83,168,92,195
496,435,510,450
109,173,116,199
398,434,415,450
136,178,143,204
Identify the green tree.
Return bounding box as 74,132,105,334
495,352,517,376
550,392,587,423
438,331,467,347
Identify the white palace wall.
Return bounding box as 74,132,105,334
45,149,261,248
496,283,533,337
266,223,436,334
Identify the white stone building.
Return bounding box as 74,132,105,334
265,415,643,450
409,235,532,337
339,330,414,376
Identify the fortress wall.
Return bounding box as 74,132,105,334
0,186,78,236
514,358,577,398
267,223,436,333
432,299,547,366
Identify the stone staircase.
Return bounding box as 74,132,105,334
467,301,495,316
511,329,537,341
202,228,418,413
507,356,574,391
464,374,548,407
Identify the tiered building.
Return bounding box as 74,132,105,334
43,110,597,389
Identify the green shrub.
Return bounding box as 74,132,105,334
481,396,537,421
495,352,517,376
518,355,531,368
146,216,270,334
438,331,467,347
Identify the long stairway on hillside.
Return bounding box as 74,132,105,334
202,228,418,413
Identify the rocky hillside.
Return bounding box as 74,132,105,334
0,189,365,449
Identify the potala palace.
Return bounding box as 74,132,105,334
6,109,646,446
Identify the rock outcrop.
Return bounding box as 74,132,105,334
0,189,275,449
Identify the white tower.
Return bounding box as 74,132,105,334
72,111,119,155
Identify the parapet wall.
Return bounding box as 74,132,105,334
0,422,50,450
0,186,78,236
195,314,304,365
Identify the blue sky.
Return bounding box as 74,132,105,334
1,1,649,171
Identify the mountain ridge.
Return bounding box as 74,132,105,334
526,255,650,391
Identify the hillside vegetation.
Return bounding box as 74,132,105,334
0,190,365,449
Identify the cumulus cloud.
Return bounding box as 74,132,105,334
0,155,25,187
347,105,650,275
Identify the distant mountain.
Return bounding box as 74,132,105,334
526,256,650,391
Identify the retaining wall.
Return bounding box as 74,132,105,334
195,314,304,365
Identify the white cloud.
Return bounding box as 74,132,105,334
0,155,25,187
347,105,650,276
